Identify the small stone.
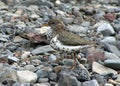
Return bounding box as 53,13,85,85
81,21,90,27
24,65,37,72
58,72,81,86
86,48,105,63
21,83,31,86
104,83,114,86
104,52,119,59
7,56,19,63
53,66,62,74
68,25,88,34
103,43,120,57
62,59,74,67
49,73,57,81
96,23,115,36
104,59,120,70
101,37,116,44
17,70,37,83
104,13,115,22
13,36,24,43
38,78,49,83
48,54,57,62
92,62,117,75
34,83,50,86
82,79,99,86
62,17,74,24
31,45,57,55
115,74,120,83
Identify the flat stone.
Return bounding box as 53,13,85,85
58,72,81,86
92,62,117,75
103,43,120,57
115,74,120,83
82,79,99,86
17,70,37,83
48,54,57,62
38,78,49,83
104,59,120,70
31,45,57,55
13,36,24,42
101,37,116,44
104,83,114,86
104,52,119,59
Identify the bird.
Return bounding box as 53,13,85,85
46,18,96,69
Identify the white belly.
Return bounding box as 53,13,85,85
50,35,93,52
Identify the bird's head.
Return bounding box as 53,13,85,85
48,18,65,31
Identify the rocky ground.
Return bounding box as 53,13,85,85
0,0,120,86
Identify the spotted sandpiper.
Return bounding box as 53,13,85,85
46,18,96,69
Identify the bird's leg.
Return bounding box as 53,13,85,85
71,51,77,70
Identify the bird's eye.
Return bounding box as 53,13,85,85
51,22,55,24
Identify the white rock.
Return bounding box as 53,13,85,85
17,70,38,83
92,62,117,75
97,23,115,35
101,36,116,44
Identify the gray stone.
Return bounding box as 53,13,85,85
82,79,99,86
62,17,74,24
24,65,37,72
101,37,116,44
31,45,57,55
92,62,117,75
7,56,20,62
49,73,57,81
105,51,119,59
12,82,21,86
38,78,49,83
104,83,114,86
81,21,90,27
0,63,17,82
58,72,81,86
103,43,120,57
17,70,37,83
62,59,74,67
21,82,31,86
104,59,120,70
48,54,57,62
97,23,115,36
68,25,88,34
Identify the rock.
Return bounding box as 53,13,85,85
82,79,99,86
24,65,37,72
101,37,116,44
53,66,62,74
62,59,74,67
96,23,115,36
38,78,49,83
103,43,120,57
115,74,120,83
0,63,17,82
92,62,117,75
34,83,50,86
48,54,57,62
20,83,31,86
7,56,20,63
104,51,119,59
31,45,57,55
36,69,47,78
81,21,90,27
104,13,115,22
49,73,57,81
74,66,90,81
13,36,24,43
58,72,81,86
62,17,74,24
104,83,114,86
104,59,120,70
68,25,88,34
86,48,105,63
17,70,37,83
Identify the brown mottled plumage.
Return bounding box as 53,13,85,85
48,18,95,46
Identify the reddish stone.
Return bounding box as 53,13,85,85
104,13,115,22
86,48,105,63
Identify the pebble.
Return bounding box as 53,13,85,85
17,70,38,83
92,62,117,75
48,54,57,62
104,59,120,70
58,72,81,86
82,79,99,86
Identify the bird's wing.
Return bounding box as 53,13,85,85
58,30,94,46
